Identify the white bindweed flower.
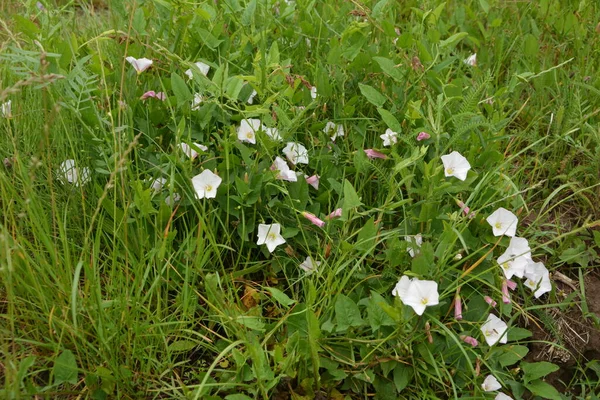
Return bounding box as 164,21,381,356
247,89,258,104
184,61,210,80
464,53,477,66
482,375,502,392
125,56,153,74
441,151,471,181
380,128,398,147
179,142,207,160
486,207,518,237
404,234,422,257
324,121,344,142
480,314,508,346
282,142,309,165
59,159,90,187
497,236,532,279
392,275,439,316
524,262,552,298
237,118,263,144
299,256,320,274
271,157,297,182
495,394,513,400
1,100,12,118
305,174,319,190
310,86,317,99
191,170,222,199
191,93,204,111
151,177,166,193
265,127,282,141
256,223,286,253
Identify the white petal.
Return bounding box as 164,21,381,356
482,375,502,392
486,208,518,237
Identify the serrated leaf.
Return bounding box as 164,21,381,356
525,380,562,400
522,361,560,383
359,83,387,107
265,287,296,307
53,350,78,385
335,294,364,332
377,108,402,133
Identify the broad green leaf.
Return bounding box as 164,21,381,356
335,294,364,331
373,56,403,82
54,350,78,385
225,76,244,100
524,380,562,400
393,364,413,392
342,179,363,214
265,287,296,307
236,316,265,331
439,32,469,48
13,15,40,39
411,242,435,276
355,217,378,252
377,108,402,133
372,0,391,19
507,327,532,341
367,291,396,332
171,72,192,105
479,0,490,13
168,340,197,352
521,361,559,383
495,345,529,367
359,83,387,107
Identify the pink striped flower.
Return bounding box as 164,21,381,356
364,149,387,160
326,208,343,220
302,211,325,228
484,296,497,307
305,175,319,190
416,131,431,141
140,91,166,101
501,280,510,304
506,279,517,291
460,335,478,347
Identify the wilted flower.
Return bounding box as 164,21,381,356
283,142,309,165
59,159,90,187
482,375,502,392
237,118,263,144
125,56,153,74
191,93,204,111
405,234,422,257
299,256,320,274
256,223,286,253
305,175,319,190
380,128,398,147
364,149,387,160
302,211,325,228
486,207,518,237
392,275,439,316
480,314,508,346
324,121,344,142
416,131,431,141
191,170,222,199
326,208,343,219
184,61,210,80
441,151,471,181
464,53,477,66
1,100,12,118
460,335,479,347
179,142,207,160
271,157,297,182
524,262,552,298
497,236,532,279
310,86,317,99
140,91,166,101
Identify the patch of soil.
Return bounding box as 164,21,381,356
525,271,600,394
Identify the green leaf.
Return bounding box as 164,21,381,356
508,327,532,341
236,316,265,331
171,72,192,105
393,364,413,392
335,294,364,332
411,242,435,276
355,217,379,252
168,340,197,352
54,350,78,385
373,57,403,82
13,15,40,39
479,0,490,13
372,0,391,19
265,287,296,307
521,361,560,383
359,83,387,107
439,32,469,48
367,291,396,332
494,345,529,367
377,108,402,133
342,179,363,215
224,76,244,100
524,380,562,400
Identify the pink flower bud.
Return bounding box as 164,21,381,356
501,280,510,304
141,91,167,101
416,131,431,141
326,208,343,220
484,296,497,307
364,149,387,159
456,200,475,219
460,335,478,347
454,295,463,320
301,211,325,228
305,175,319,190
506,279,517,291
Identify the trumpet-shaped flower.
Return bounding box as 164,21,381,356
324,121,344,142
191,93,204,111
380,128,398,147
464,53,477,66
392,275,439,316
310,86,317,99
441,151,471,181
302,211,325,228
191,170,222,199
126,56,153,74
501,280,511,304
461,335,479,347
2,100,12,118
495,394,513,400
283,142,309,165
184,61,210,80
305,175,319,190
237,118,263,144
454,295,463,320
59,159,90,186
140,91,166,101
326,208,342,219
482,375,502,392
524,262,552,298
497,236,532,279
299,256,320,274
405,234,422,257
484,296,497,307
180,142,207,160
364,149,387,160
271,157,297,182
480,313,508,346
257,223,286,253
486,207,518,237
416,131,431,141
